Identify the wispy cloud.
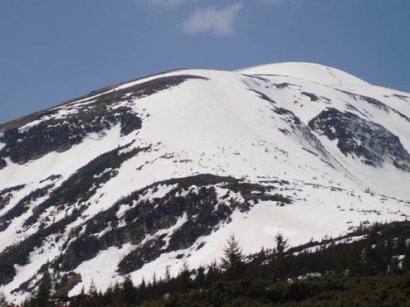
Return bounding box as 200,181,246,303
182,3,243,36
136,0,184,8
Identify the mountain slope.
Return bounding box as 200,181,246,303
0,62,409,302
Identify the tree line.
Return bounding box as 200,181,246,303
3,220,410,306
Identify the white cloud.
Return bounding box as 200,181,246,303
136,0,184,8
182,3,243,36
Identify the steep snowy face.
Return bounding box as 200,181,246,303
0,62,409,302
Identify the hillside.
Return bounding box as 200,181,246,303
19,220,410,306
0,62,409,302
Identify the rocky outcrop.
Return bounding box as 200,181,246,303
309,108,410,171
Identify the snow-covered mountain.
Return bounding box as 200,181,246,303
0,62,409,302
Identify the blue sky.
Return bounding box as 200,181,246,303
1,0,409,123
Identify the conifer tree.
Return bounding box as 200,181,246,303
165,266,171,282
122,275,135,304
140,278,146,291
27,271,52,307
111,281,124,306
175,260,191,292
274,232,288,260
152,273,158,287
272,232,289,280
221,234,244,279
195,266,206,288
89,279,97,296
206,261,220,286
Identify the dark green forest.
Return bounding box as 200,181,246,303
4,220,410,306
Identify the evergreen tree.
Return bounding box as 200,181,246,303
151,273,157,287
195,266,206,288
122,275,135,304
89,279,97,296
139,278,146,291
274,232,288,260
111,281,124,307
221,234,244,279
206,261,221,286
165,266,171,283
271,232,289,280
176,260,191,292
136,278,147,303
26,271,52,307
256,247,270,280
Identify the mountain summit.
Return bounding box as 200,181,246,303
0,62,409,302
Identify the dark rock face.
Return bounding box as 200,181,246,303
272,106,331,160
309,108,410,171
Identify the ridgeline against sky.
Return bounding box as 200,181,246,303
1,0,409,123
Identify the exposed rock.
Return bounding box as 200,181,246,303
309,108,410,171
